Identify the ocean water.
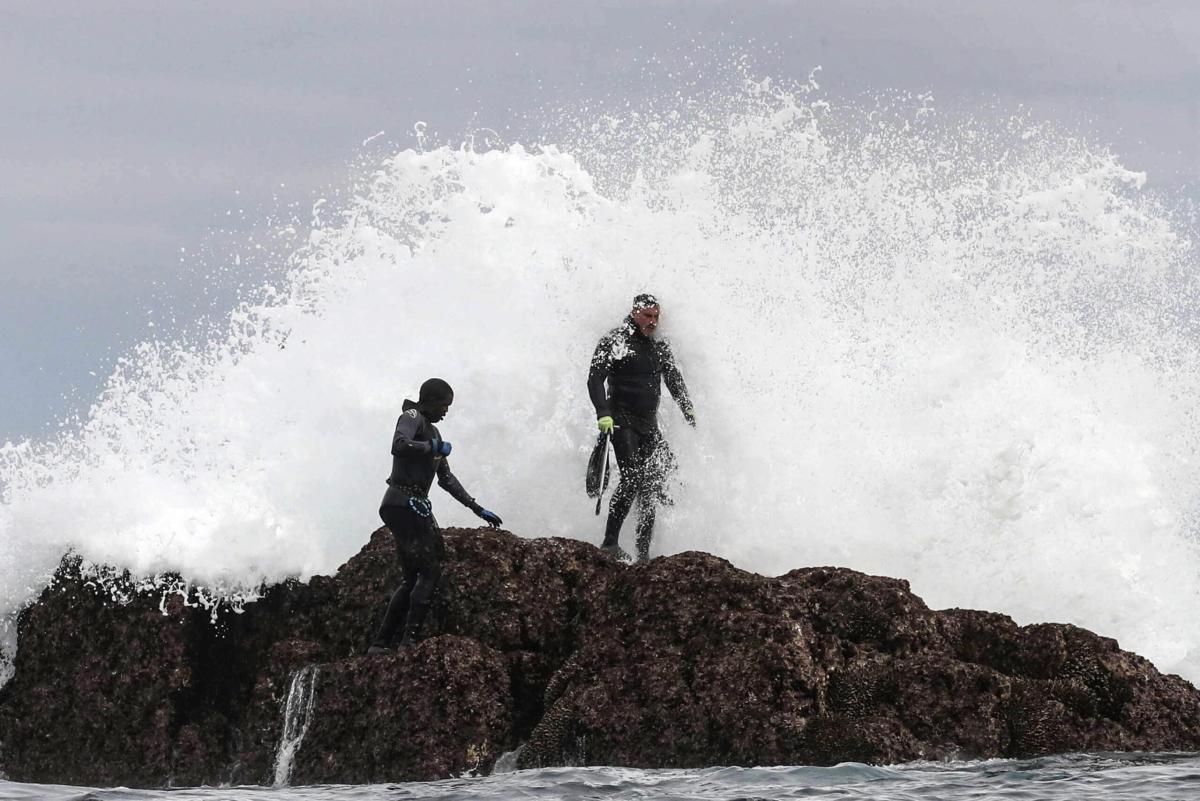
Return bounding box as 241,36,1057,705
4,755,1200,800
2,76,1200,696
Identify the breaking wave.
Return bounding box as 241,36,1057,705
3,76,1200,683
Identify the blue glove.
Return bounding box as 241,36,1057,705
429,436,452,457
476,507,502,528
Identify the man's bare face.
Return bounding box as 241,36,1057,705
631,305,660,337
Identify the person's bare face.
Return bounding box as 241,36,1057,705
426,397,452,423
631,305,660,337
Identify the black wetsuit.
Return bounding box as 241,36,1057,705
587,318,692,560
371,399,482,648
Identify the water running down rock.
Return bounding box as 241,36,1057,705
272,665,319,787
1,527,1198,787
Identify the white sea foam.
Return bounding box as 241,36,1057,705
3,79,1200,683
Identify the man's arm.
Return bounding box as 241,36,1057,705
392,410,433,456
587,333,616,419
659,340,696,424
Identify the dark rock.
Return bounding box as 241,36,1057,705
939,609,1069,679
519,552,827,769
429,531,617,740
784,567,943,657
230,638,326,784
0,528,610,786
290,635,510,784
0,559,204,786
889,655,1010,757
796,715,925,765
2,529,1200,787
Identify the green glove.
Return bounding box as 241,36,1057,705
683,407,697,428
597,416,614,434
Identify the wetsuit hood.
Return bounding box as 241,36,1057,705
416,377,454,412
631,292,659,310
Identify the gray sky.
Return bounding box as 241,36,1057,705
2,0,1198,442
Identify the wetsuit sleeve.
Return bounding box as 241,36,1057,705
392,412,433,456
436,458,480,511
659,340,693,415
587,334,615,418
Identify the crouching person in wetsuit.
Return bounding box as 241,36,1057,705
367,378,503,654
588,293,696,563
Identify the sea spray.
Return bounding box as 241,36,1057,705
2,78,1200,687
273,664,320,787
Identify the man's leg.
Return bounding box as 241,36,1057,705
634,428,671,562
634,503,656,563
603,427,642,551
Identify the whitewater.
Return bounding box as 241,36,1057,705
2,78,1200,696
4,755,1200,801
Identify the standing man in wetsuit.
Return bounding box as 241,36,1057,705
588,293,696,563
367,378,503,654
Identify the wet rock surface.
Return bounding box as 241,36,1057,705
2,528,1199,787
288,635,511,785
